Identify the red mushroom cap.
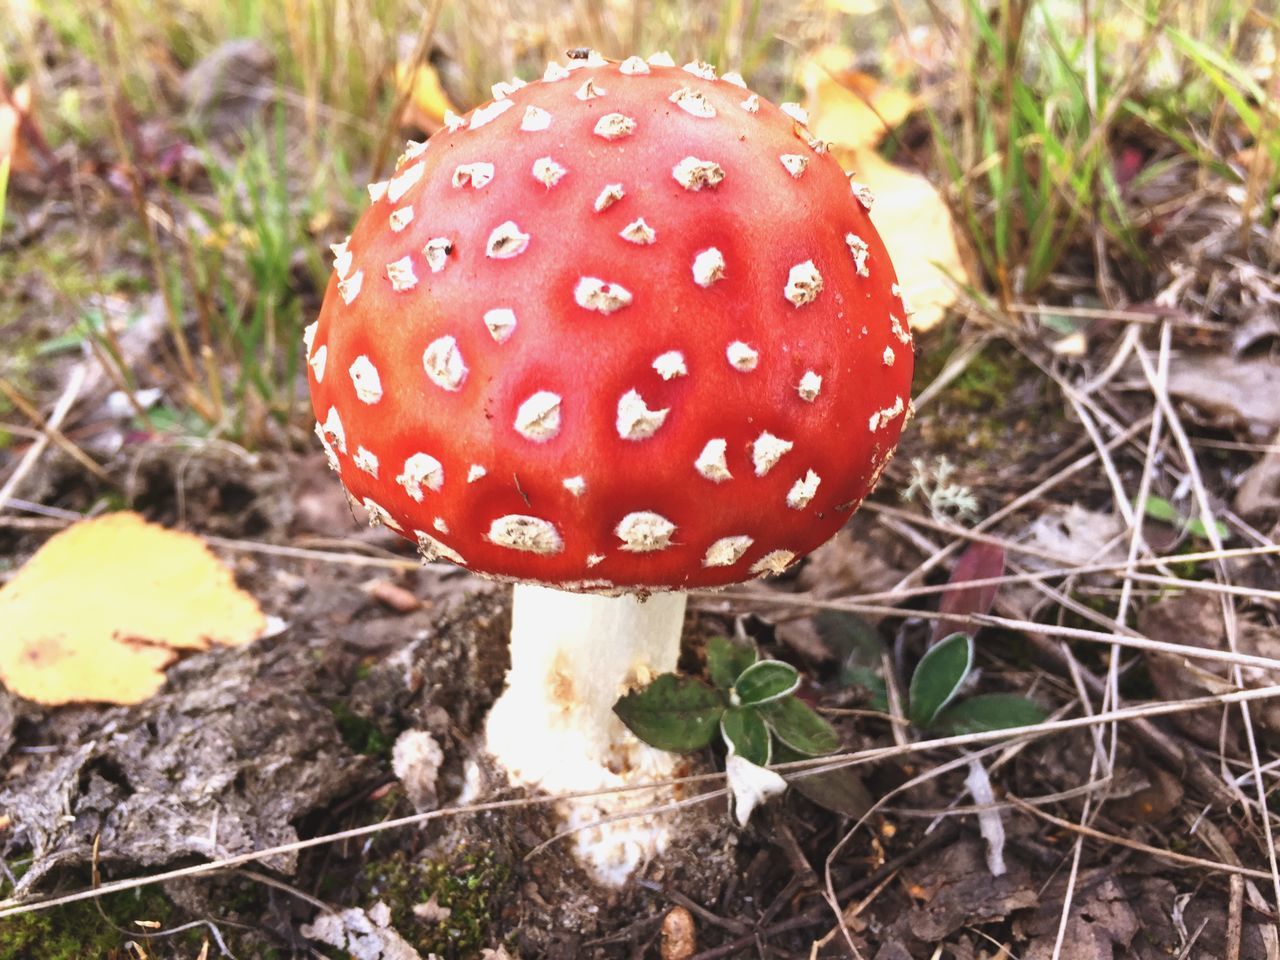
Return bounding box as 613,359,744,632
306,53,914,592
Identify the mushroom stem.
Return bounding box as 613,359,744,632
484,583,687,885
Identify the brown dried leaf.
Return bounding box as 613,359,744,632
1165,353,1280,435
0,512,266,705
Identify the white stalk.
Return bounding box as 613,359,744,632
484,584,687,886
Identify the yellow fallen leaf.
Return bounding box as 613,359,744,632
395,57,457,133
800,46,917,152
0,512,266,706
0,80,38,176
844,149,967,333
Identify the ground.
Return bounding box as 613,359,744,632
2,2,1279,958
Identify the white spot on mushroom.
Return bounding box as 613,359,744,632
488,515,563,554
845,233,870,277
647,51,676,67
452,163,495,190
890,314,912,344
491,78,524,99
309,344,327,382
850,180,875,209
573,50,607,68
415,529,465,565
399,139,428,165
797,371,823,402
751,550,795,576
470,98,514,129
367,180,388,202
594,183,625,212
354,446,379,477
337,269,364,304
682,60,716,80
726,341,758,371
330,239,352,278
389,206,415,232
780,154,809,178
619,56,649,75
616,389,669,440
531,156,567,188
515,391,562,442
363,497,403,531
303,321,317,354
807,137,830,154
672,156,725,191
387,161,424,203
751,432,793,476
574,277,633,314
692,247,726,287
786,470,821,509
422,336,468,391
483,307,518,343
869,396,905,432
463,465,487,487
543,61,570,82
784,260,824,306
669,87,716,118
422,237,453,273
433,516,449,534
486,221,530,259
695,438,731,482
386,256,417,292
721,71,747,88
586,553,605,567
321,406,347,453
780,102,809,125
619,218,656,245
703,535,753,567
349,355,383,404
615,512,676,552
562,476,586,497
594,113,637,139
741,93,760,113
443,110,467,131
396,453,444,501
521,105,552,131
652,351,687,379
883,346,895,367
314,421,340,471
575,79,603,101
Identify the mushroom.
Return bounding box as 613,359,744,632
306,53,914,885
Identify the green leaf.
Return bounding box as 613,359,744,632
1138,495,1228,541
907,632,974,728
933,694,1046,734
706,636,757,690
773,743,871,818
758,696,840,756
721,707,771,766
613,673,725,752
733,660,800,705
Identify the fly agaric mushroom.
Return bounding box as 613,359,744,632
306,51,914,885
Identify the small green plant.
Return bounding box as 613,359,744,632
614,637,839,766
905,630,1045,734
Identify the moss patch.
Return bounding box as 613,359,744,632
363,846,513,959
0,886,196,960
